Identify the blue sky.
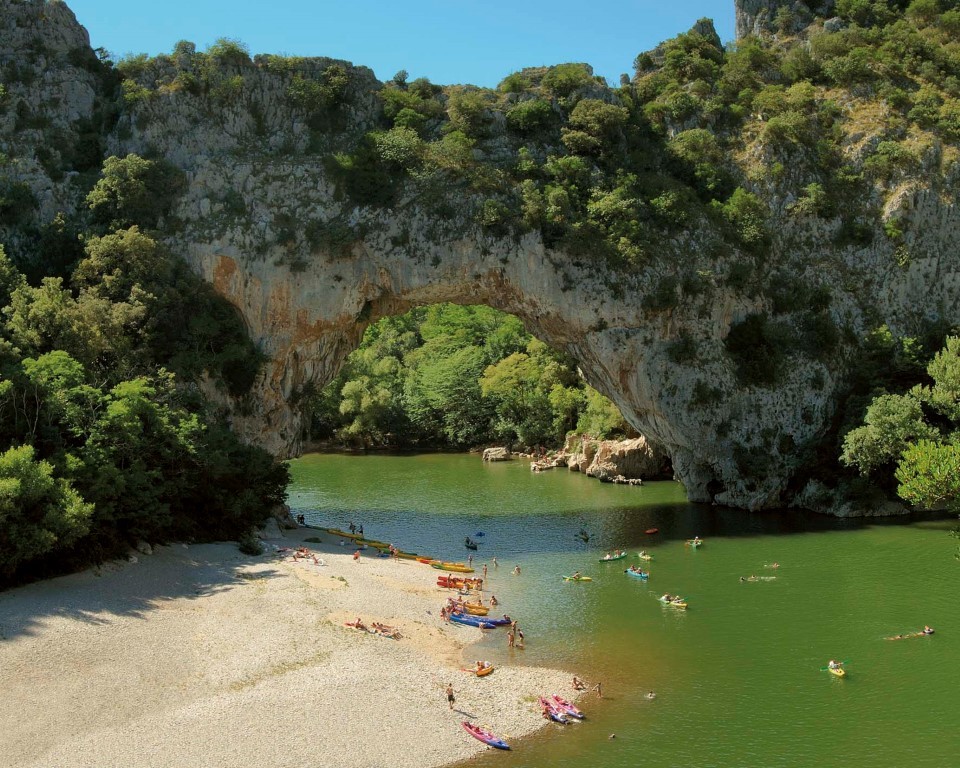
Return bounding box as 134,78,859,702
67,0,734,87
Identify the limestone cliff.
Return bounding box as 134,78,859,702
3,0,960,513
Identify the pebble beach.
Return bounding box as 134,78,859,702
0,527,575,768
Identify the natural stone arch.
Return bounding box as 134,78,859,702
6,0,960,513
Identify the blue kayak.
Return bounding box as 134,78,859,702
625,568,649,580
450,612,495,629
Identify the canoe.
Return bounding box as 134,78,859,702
452,612,512,627
463,603,489,616
659,596,687,608
828,666,846,678
417,557,440,565
562,575,593,582
538,696,569,724
645,528,659,534
395,551,419,560
432,563,475,573
449,612,496,629
461,721,509,750
625,568,649,580
476,664,494,677
326,528,361,539
550,694,584,719
598,553,627,562
637,553,653,561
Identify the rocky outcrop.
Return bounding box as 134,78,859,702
550,435,671,482
4,2,960,514
482,447,511,462
734,0,835,39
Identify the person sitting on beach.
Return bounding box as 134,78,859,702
572,676,586,691
353,549,361,561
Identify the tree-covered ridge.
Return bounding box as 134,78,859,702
0,152,288,587
308,304,628,450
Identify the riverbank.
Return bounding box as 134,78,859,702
0,528,574,768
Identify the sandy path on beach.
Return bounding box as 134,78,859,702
0,530,573,768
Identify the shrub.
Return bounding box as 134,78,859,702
86,154,187,229
505,99,554,135
542,63,594,98
0,180,38,225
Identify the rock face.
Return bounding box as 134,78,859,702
734,0,835,38
557,435,671,482
4,1,960,514
482,447,511,462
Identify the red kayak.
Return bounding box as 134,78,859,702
645,528,659,534
461,721,510,750
551,694,585,719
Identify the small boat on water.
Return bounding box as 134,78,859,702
637,552,653,561
551,694,584,719
625,567,649,580
645,528,659,534
461,721,510,749
464,537,478,550
562,575,593,582
659,594,688,608
598,552,627,562
828,666,846,678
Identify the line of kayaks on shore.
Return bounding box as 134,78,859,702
461,694,587,750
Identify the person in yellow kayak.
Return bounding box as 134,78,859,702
572,571,582,580
828,660,843,670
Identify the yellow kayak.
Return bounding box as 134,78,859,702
326,528,361,539
828,666,846,678
432,563,475,573
463,603,489,616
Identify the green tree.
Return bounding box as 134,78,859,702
0,445,93,578
86,154,186,229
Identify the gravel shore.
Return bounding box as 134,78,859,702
0,528,575,768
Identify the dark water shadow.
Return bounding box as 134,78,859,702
0,543,284,643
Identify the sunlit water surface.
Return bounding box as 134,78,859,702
287,453,958,768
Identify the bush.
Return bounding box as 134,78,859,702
542,63,594,98
237,531,263,555
86,154,187,230
505,99,554,135
0,180,38,225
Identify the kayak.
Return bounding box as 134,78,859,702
562,575,593,582
551,694,584,719
538,696,569,723
659,596,688,608
637,553,653,561
461,721,509,750
624,568,649,580
417,557,440,565
476,664,495,677
645,528,659,534
326,528,361,539
450,612,512,628
598,552,627,562
449,612,496,629
463,603,489,616
432,563,475,573
828,666,846,678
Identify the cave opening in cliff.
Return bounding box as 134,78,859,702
300,302,669,477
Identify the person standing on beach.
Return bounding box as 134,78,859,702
446,683,455,709
507,630,515,647
349,522,356,534
482,564,488,580
467,554,473,567
592,681,603,698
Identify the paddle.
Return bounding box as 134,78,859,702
819,660,852,671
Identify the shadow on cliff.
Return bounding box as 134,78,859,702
0,543,284,643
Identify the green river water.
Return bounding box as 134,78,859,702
287,453,958,768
